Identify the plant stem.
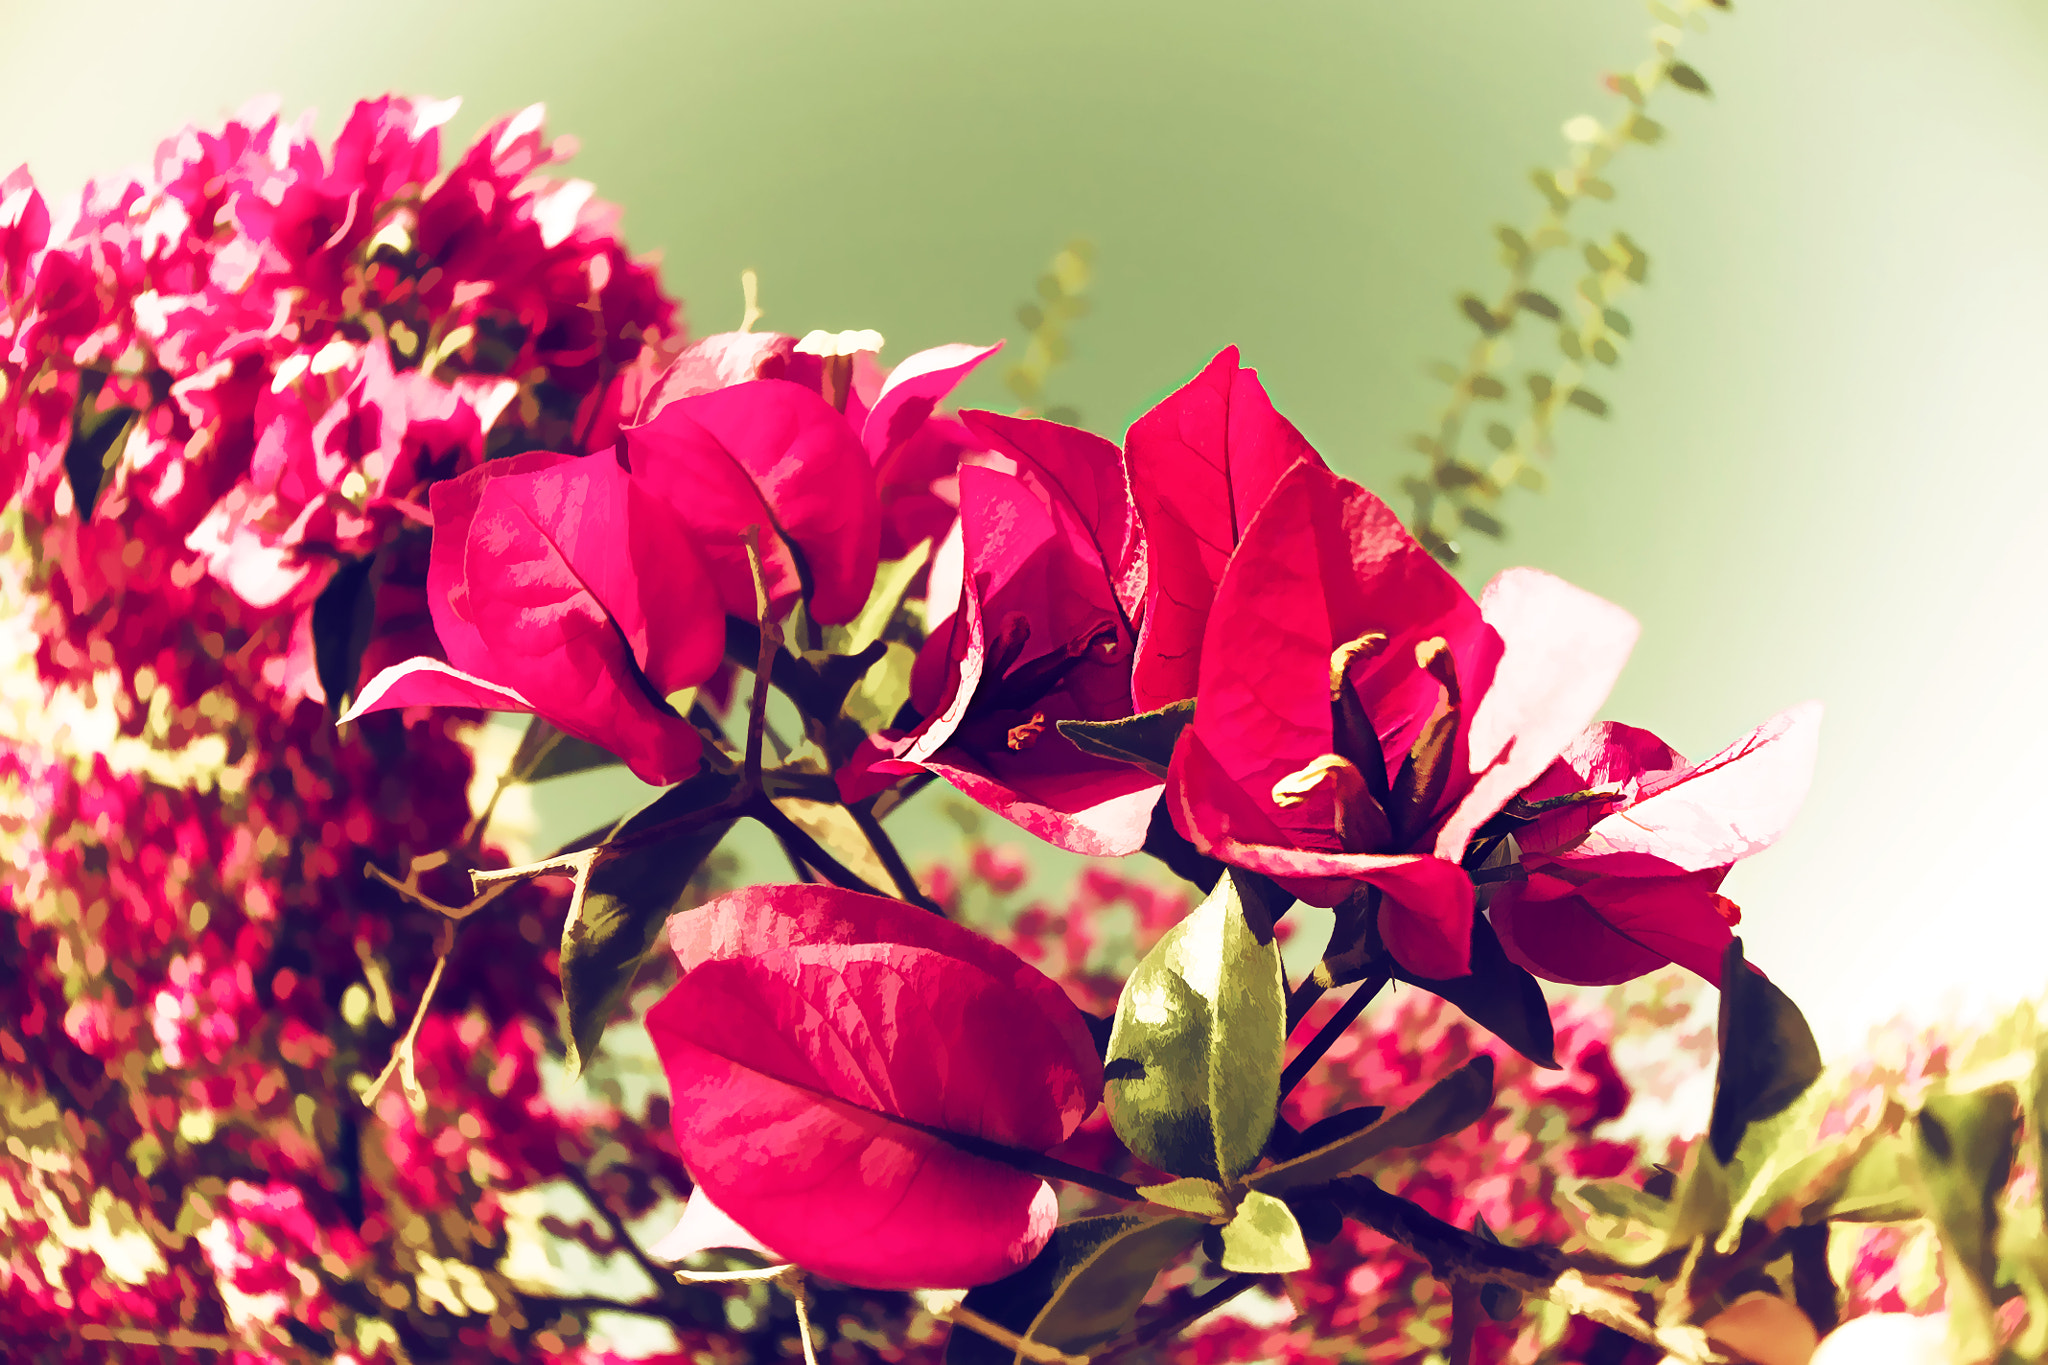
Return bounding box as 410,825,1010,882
844,798,941,913
927,1125,1140,1202
1279,973,1388,1100
1285,977,1327,1032
1098,1274,1259,1359
749,797,876,894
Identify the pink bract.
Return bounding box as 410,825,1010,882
1491,703,1821,985
622,378,881,625
343,450,723,785
1125,346,1322,712
1166,458,1638,978
840,410,1158,856
646,885,1104,1289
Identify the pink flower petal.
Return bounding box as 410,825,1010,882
341,657,536,721
960,411,1146,628
626,378,881,624
1126,347,1321,711
650,1185,779,1263
1571,702,1822,876
1433,568,1639,860
650,886,1101,1288
863,342,1001,465
1490,872,1735,986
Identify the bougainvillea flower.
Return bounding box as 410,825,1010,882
634,331,999,566
185,343,514,610
645,884,1104,1289
1166,459,1639,978
1125,346,1322,712
840,411,1158,855
1490,703,1821,986
862,341,1001,565
343,450,722,785
622,378,881,625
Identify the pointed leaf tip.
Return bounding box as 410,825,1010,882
1708,938,1821,1164
1105,870,1285,1180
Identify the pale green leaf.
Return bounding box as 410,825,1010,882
829,540,932,657
1105,871,1286,1181
1248,1056,1494,1194
1137,1178,1232,1220
1219,1190,1311,1274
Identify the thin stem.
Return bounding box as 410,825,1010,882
750,797,876,894
1447,1282,1480,1364
567,1167,675,1293
844,798,941,913
366,860,516,922
741,527,781,791
1326,1177,1565,1292
1278,973,1388,1100
361,922,456,1109
787,1271,819,1365
1285,976,1327,1033
929,1124,1140,1202
1099,1274,1258,1359
772,827,821,883
925,1298,1090,1365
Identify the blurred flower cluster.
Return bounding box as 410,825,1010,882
0,95,707,1363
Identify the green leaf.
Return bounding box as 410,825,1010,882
1666,61,1711,95
1565,387,1608,418
559,768,738,1078
508,717,625,784
1812,1132,1921,1224
949,1214,1206,1365
1513,290,1561,321
1460,295,1505,335
1390,917,1556,1068
1662,1138,1733,1252
1466,374,1507,400
1286,1104,1385,1157
1137,1178,1232,1219
61,371,139,518
1105,870,1286,1181
831,540,932,657
1912,1086,2019,1362
1562,1177,1671,1266
1602,307,1633,338
1056,700,1194,781
1219,1190,1310,1273
311,555,379,712
1249,1056,1494,1194
1723,1097,1907,1240
1708,938,1823,1163
1460,507,1505,539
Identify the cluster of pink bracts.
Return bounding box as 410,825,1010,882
0,89,1825,1341
350,338,1822,987
338,340,1819,1285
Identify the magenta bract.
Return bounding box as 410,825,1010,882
1125,346,1322,712
646,885,1104,1289
842,411,1159,856
344,450,723,785
1166,458,1639,978
1491,703,1822,985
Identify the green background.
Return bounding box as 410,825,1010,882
4,0,2045,1050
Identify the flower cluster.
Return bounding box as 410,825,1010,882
1,88,1857,1365
1,94,674,710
